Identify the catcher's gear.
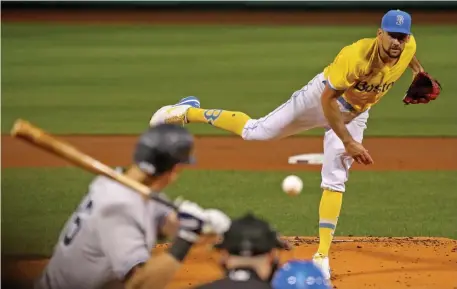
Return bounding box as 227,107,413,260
403,72,442,105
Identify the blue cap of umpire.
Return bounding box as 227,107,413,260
272,260,331,289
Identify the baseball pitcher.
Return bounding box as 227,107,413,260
148,10,442,280
35,124,230,289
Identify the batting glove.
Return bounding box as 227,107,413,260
204,209,231,235
175,200,207,243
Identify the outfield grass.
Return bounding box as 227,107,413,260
2,168,456,256
2,24,457,136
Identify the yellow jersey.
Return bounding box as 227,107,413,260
323,35,416,112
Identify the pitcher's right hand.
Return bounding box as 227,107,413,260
344,140,374,165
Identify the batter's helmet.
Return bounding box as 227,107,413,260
133,124,194,176
272,260,331,289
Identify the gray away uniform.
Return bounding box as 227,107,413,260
35,171,171,289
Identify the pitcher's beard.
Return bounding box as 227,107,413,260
383,45,402,59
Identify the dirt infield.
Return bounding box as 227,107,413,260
3,135,457,170
3,237,457,289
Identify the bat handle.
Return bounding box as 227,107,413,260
150,192,179,211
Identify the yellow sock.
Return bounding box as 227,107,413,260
187,108,251,136
317,190,343,256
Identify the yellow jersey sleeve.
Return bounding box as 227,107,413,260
408,34,417,52
325,45,363,91
407,34,417,63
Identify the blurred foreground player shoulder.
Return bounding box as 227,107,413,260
191,213,289,289
35,124,230,289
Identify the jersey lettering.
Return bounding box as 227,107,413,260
354,81,395,93
63,194,93,246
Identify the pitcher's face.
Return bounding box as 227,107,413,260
378,29,409,59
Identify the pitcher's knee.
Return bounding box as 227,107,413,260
321,170,348,192
241,119,280,141
320,182,346,193
320,163,350,193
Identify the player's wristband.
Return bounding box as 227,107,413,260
168,237,193,262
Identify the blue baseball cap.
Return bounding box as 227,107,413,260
271,260,332,289
381,9,412,35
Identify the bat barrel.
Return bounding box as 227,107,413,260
11,119,35,137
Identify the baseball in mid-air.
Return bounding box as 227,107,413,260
281,175,303,196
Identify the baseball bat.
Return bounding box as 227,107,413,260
10,119,178,210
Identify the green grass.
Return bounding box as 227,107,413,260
2,168,456,256
2,24,457,136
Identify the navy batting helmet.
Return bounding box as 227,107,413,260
214,212,288,256
133,124,195,176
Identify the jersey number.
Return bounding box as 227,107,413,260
63,195,93,246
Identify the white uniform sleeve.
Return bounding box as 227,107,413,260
96,202,150,280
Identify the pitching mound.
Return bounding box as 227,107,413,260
3,237,456,289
